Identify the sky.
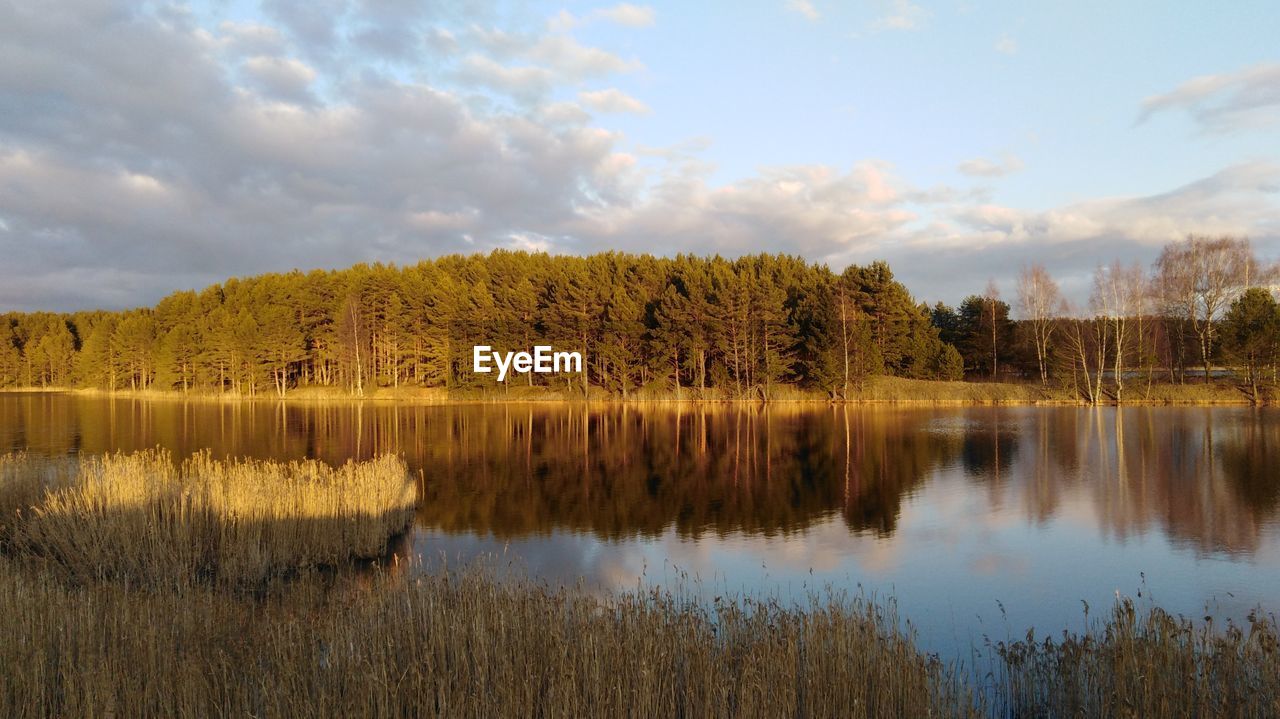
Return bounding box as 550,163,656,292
2,0,1279,312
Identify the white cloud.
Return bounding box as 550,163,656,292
549,4,656,32
1138,62,1280,132
578,88,650,114
508,231,555,252
957,154,1024,178
566,161,918,259
456,54,555,100
547,10,579,33
872,0,930,31
470,26,642,95
241,55,318,103
785,0,820,22
407,209,478,233
596,4,656,28
526,34,642,79
535,101,593,126
216,21,287,56
895,162,1280,302
995,34,1017,55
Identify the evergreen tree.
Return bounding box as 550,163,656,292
1222,288,1280,402
259,304,308,397
0,320,24,386
111,312,156,390
955,294,1014,377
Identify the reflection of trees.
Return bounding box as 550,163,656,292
416,405,957,540
3,397,957,541
1218,411,1280,516
960,408,1020,482
838,409,962,535
7,396,1278,551
1012,407,1276,556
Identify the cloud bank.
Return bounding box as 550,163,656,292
0,1,1277,312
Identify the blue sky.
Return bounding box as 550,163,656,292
564,0,1280,204
1,0,1278,310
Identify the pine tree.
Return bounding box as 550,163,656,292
111,312,156,391
1222,288,1280,403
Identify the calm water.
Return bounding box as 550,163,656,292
4,393,1280,654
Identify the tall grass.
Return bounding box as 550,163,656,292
0,450,416,589
1,451,1278,717
990,599,1280,717
0,556,980,718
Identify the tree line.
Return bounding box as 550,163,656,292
930,235,1280,403
3,237,1276,401
0,252,962,398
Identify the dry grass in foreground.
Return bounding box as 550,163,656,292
2,555,1279,719
0,450,416,589
0,556,978,718
990,599,1280,718
0,452,1278,717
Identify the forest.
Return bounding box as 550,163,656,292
1,235,1278,401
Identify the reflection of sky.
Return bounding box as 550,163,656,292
414,451,1280,660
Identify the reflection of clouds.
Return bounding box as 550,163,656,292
416,516,913,598
410,530,618,590
850,537,904,576
1052,495,1107,532
719,518,890,578
969,552,1031,577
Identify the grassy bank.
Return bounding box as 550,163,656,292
4,374,1266,405
1,451,1278,717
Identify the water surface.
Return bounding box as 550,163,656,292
4,393,1279,656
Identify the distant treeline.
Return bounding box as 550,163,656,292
931,235,1280,403
0,253,961,398
2,237,1278,401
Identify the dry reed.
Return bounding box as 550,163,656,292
0,450,416,589
989,599,1280,717
0,556,980,718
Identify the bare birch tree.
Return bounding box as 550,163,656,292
1016,264,1062,386
1091,262,1145,402
1060,306,1108,405
984,280,1001,378
1154,235,1256,384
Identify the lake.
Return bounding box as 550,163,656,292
3,392,1279,657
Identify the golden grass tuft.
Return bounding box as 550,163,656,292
0,450,416,589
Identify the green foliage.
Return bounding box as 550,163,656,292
953,295,1015,377
1221,288,1280,397
0,252,968,396
0,320,23,386
930,302,961,347
933,342,965,381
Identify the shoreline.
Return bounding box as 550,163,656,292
1,378,1265,407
